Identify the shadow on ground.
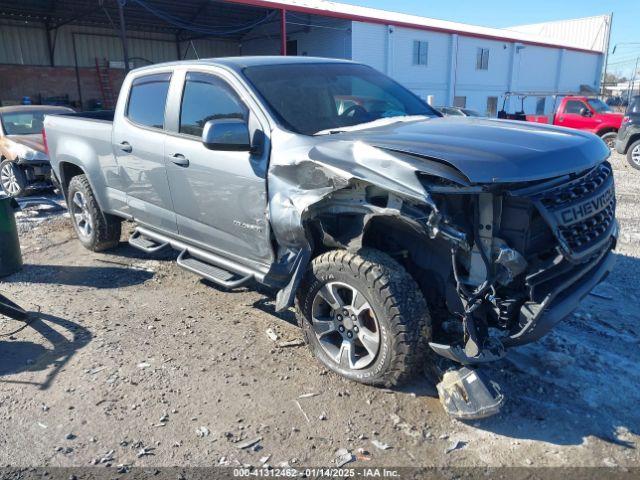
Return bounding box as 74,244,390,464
4,263,154,288
0,312,92,390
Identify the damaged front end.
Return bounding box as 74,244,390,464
267,132,617,419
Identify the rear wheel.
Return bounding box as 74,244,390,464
67,174,121,251
600,132,617,150
0,160,27,197
627,140,640,171
296,249,431,387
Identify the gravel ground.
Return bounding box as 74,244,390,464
0,152,638,470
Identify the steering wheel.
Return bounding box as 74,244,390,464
340,104,368,118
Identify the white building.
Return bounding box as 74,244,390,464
237,1,611,116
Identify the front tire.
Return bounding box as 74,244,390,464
627,140,640,171
296,249,431,387
0,160,27,197
67,174,121,251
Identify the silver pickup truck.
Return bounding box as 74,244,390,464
44,57,617,418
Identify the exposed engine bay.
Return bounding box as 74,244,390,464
269,143,617,418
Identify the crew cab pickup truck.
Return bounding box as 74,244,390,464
44,57,618,418
525,96,623,148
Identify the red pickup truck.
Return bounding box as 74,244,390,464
526,96,623,148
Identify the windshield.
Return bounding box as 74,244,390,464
243,63,438,135
587,99,612,113
1,110,60,135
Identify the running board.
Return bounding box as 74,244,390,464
177,249,252,289
129,229,169,253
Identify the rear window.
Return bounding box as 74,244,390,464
127,73,171,129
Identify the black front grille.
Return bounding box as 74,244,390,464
539,162,612,210
558,202,615,253
531,162,616,260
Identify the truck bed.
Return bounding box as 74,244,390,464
43,110,116,200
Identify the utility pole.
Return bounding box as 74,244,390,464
629,56,640,104
117,0,131,72
601,13,613,97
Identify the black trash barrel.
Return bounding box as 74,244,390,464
0,195,22,277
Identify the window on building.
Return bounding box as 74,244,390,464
413,40,429,66
486,96,498,117
127,73,171,129
179,72,248,137
476,48,489,70
536,97,546,115
453,96,467,108
564,100,588,115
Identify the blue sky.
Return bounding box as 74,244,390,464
342,0,640,78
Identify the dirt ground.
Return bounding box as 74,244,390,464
1,152,639,470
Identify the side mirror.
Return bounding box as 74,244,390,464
580,107,592,117
202,118,251,151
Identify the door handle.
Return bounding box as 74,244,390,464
119,141,132,153
170,153,190,167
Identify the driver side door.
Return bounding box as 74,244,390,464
164,70,273,266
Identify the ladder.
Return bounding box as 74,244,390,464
94,58,116,110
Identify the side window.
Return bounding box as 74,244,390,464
127,73,171,129
476,48,489,70
179,72,248,137
453,96,467,108
413,41,428,66
564,100,587,114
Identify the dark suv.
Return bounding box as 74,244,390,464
616,95,640,169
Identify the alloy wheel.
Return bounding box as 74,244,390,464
311,282,381,370
632,144,640,167
0,163,21,196
71,191,93,239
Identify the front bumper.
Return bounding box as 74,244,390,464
502,228,617,347
615,138,626,155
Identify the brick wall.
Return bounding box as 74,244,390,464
0,65,126,109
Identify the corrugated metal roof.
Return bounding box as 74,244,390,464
223,0,604,53
508,15,611,53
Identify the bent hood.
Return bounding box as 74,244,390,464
338,117,610,184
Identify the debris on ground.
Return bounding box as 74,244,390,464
137,446,155,458
298,392,319,399
444,440,467,454
235,436,262,450
335,448,355,467
265,328,279,341
371,440,391,450
195,426,210,438
277,339,305,348
294,400,310,423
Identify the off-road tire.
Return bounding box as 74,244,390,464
0,160,27,197
600,132,617,150
67,174,121,251
295,248,431,387
627,139,640,171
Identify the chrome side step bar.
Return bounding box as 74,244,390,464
177,250,251,288
130,226,258,288
129,230,169,253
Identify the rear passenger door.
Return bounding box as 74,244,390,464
112,72,177,233
164,69,273,265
